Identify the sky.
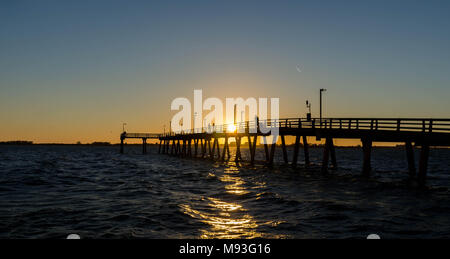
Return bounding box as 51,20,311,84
1,0,450,143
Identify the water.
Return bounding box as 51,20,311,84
1,145,450,239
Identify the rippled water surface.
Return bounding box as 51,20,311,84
1,145,450,238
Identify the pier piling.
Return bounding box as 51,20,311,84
281,135,288,164
292,135,301,168
405,141,416,178
418,143,430,188
321,138,330,173
329,138,337,169
362,138,372,176
142,138,147,154
302,135,310,166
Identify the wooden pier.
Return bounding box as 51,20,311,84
120,133,160,154
120,118,450,187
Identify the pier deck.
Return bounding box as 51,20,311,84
120,118,450,187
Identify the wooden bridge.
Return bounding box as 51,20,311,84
120,118,450,187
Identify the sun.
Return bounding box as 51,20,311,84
227,124,236,132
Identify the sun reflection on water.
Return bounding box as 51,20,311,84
220,173,249,195
179,199,262,239
179,164,287,239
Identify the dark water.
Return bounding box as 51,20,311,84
1,145,450,239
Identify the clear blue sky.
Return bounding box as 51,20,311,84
1,0,449,142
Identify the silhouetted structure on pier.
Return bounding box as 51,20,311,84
120,118,450,187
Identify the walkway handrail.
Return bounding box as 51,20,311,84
161,118,450,136
122,133,162,139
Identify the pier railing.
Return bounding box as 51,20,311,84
121,133,161,139
161,118,450,136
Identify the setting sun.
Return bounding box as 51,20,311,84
227,124,237,132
